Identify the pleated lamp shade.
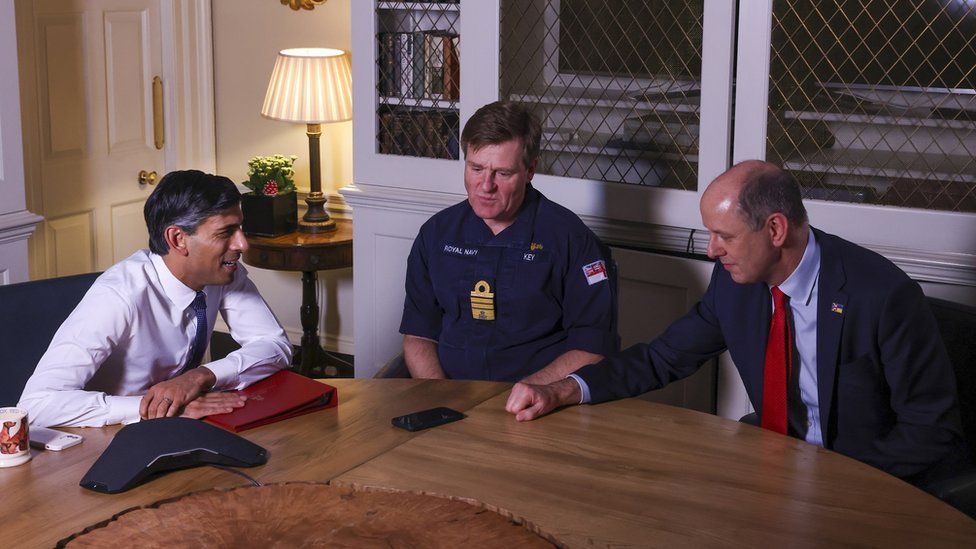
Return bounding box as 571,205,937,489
261,48,352,123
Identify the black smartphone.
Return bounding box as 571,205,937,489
391,407,466,432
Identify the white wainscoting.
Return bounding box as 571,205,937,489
0,236,29,285
0,0,42,284
343,184,445,378
613,248,748,417
0,211,43,284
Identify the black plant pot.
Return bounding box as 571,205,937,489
241,191,298,236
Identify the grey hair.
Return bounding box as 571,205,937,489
737,167,808,230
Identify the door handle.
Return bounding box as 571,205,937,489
152,76,164,149
139,170,158,185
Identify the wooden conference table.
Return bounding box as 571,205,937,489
2,379,974,547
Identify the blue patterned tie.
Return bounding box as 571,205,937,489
184,291,208,371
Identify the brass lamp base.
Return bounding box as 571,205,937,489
299,219,337,233
298,123,337,233
298,191,337,233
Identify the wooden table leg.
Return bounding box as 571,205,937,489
299,270,322,377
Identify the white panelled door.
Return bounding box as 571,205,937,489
25,0,162,276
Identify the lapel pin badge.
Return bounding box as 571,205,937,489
830,302,844,314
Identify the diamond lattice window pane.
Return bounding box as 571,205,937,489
501,0,704,190
768,0,976,212
376,2,461,160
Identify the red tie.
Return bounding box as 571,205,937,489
761,286,792,434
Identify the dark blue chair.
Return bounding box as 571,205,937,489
926,297,976,518
0,272,101,406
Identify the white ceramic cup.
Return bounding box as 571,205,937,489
0,407,32,467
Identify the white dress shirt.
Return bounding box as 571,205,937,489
19,250,292,427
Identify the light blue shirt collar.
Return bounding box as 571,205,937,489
769,227,824,447
776,228,819,305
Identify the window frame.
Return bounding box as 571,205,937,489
733,0,976,263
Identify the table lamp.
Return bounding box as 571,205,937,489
261,48,352,232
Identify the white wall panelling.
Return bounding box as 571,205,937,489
0,241,27,284
0,0,42,284
0,211,42,247
0,216,35,284
342,184,429,377
613,247,746,415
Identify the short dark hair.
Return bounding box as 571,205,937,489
144,170,241,255
460,101,541,168
737,166,809,230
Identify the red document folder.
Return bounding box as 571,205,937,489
204,370,338,432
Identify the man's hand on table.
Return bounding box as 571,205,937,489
179,392,247,419
505,378,582,421
140,367,220,419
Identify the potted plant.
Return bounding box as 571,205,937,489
241,154,299,236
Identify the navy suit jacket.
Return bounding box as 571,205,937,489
576,228,967,484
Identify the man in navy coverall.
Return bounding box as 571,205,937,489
399,101,619,383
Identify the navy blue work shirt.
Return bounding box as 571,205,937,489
400,185,619,381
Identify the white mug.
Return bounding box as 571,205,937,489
0,407,32,467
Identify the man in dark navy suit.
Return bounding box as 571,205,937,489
506,160,969,488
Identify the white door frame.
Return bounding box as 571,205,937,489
158,0,216,173
0,0,43,284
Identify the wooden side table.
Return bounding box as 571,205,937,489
243,218,353,377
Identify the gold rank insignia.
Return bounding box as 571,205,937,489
470,280,495,321
530,242,543,251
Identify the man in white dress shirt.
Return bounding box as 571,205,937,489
19,170,292,427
